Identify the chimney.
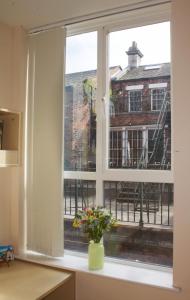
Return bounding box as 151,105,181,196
126,41,143,70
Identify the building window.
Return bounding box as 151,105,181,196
128,90,142,112
64,7,172,267
109,129,144,168
151,88,166,111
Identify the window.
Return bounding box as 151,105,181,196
151,88,166,111
64,31,97,172
144,65,161,70
128,90,142,112
109,129,144,168
64,5,172,267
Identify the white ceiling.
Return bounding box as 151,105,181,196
0,0,139,30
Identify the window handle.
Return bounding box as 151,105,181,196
102,95,106,116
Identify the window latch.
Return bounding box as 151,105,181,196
102,95,106,117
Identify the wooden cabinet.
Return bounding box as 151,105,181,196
0,109,21,167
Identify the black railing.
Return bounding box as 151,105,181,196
64,179,96,216
64,179,173,227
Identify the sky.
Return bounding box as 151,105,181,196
66,21,170,74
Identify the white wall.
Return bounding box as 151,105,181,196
76,272,182,300
0,22,27,252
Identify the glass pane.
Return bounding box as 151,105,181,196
129,90,142,112
64,179,173,266
152,88,166,111
104,181,173,266
108,22,171,170
64,179,96,215
64,32,97,171
104,181,173,226
64,179,96,252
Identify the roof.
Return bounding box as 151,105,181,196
65,66,121,87
65,63,171,86
117,63,170,81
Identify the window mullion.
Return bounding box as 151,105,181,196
96,27,108,206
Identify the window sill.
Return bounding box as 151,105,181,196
16,251,180,292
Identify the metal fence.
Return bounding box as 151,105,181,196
64,179,173,227
64,180,96,216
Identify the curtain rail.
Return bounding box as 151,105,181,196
29,0,170,35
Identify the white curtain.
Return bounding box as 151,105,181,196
27,28,65,256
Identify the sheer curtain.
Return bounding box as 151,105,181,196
27,28,65,256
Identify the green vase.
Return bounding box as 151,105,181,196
88,241,104,270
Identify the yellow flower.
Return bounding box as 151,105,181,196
73,219,81,228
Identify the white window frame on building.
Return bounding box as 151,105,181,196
109,126,149,168
149,82,168,111
128,90,142,112
151,88,166,111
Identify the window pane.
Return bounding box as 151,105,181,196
64,179,96,215
64,179,96,252
64,32,97,171
129,90,142,112
104,181,173,266
104,181,173,226
152,88,166,111
64,179,173,266
108,22,171,170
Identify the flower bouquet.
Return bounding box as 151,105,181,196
73,207,116,270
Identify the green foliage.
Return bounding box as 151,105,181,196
83,78,95,104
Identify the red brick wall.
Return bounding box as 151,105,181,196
111,77,170,127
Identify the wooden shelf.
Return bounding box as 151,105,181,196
0,150,19,166
0,109,21,167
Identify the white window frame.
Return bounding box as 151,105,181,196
126,85,144,91
64,3,173,209
151,87,167,111
149,83,167,88
128,90,142,112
